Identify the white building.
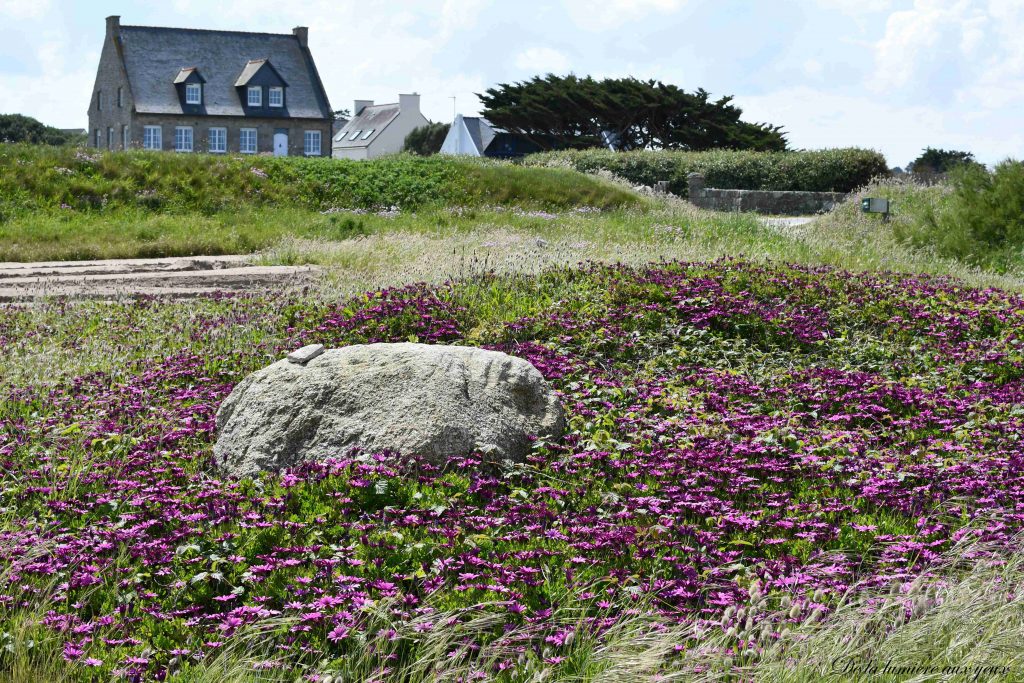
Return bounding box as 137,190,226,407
440,114,495,156
332,93,429,160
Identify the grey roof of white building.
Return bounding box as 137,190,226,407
459,116,497,154
332,103,401,148
117,25,331,119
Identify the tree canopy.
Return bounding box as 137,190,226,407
403,122,451,156
0,114,85,146
908,147,981,174
477,74,786,152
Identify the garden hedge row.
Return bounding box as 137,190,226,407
522,147,890,196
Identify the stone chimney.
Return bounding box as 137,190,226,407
354,99,373,116
292,26,308,47
399,93,421,114
106,15,120,38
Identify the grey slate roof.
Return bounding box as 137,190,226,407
332,103,400,147
460,117,497,155
117,25,330,119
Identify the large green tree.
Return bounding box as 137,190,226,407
0,114,84,146
908,147,980,174
477,74,786,152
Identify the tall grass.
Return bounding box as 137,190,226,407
12,533,1010,682
682,531,1024,682
891,160,1024,271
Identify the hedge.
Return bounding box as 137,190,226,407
522,148,890,196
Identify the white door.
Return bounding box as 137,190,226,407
273,133,288,156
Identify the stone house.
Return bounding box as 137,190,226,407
88,16,333,156
332,94,429,160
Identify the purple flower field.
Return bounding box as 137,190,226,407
1,259,1023,679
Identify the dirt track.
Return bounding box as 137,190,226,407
0,255,320,301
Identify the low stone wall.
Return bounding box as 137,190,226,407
685,173,846,215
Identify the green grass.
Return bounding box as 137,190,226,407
0,144,641,261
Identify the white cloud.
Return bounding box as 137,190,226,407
871,0,990,91
514,47,571,74
0,0,50,19
802,59,823,78
815,0,894,15
562,0,686,30
739,85,1022,166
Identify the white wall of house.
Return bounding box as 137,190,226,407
440,114,481,156
334,146,369,160
332,93,430,160
369,94,428,159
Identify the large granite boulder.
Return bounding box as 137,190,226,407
214,343,564,477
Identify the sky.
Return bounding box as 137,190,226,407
0,0,1021,167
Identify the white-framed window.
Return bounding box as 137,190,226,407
208,127,226,153
185,83,202,105
269,86,283,107
143,125,162,150
247,86,262,107
122,125,130,150
174,126,193,152
94,129,101,147
107,127,114,149
240,127,257,154
348,130,361,141
303,130,321,156
96,91,102,111
117,87,123,108
360,129,374,140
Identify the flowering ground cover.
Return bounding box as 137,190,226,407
1,259,1023,680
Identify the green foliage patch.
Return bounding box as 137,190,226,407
890,160,1024,271
0,144,640,220
525,147,890,196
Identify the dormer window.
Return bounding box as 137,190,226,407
174,67,206,108
235,59,288,113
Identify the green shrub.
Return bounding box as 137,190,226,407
894,160,1024,270
403,122,451,156
524,148,889,196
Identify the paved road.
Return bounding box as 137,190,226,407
0,255,320,301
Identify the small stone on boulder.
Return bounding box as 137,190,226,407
287,343,325,365
214,343,565,477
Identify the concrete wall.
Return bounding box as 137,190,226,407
686,173,846,215
333,146,369,161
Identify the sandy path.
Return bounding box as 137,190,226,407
0,255,319,301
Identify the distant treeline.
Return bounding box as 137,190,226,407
0,114,85,146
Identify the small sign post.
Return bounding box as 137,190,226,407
861,197,890,222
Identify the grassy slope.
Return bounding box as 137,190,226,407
0,144,641,261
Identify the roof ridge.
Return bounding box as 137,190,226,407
120,24,299,39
